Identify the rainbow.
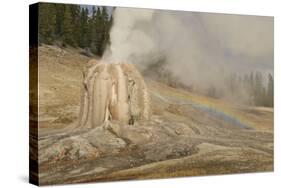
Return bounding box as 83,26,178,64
149,82,255,129
186,102,252,129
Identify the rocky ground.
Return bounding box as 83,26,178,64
35,45,273,185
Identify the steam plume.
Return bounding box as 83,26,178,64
101,7,273,100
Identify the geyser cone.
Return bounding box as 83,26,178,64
78,62,150,129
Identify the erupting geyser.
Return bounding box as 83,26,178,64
78,62,151,129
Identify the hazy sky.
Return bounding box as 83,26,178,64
157,11,274,73
196,12,274,72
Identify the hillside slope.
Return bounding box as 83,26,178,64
35,45,273,185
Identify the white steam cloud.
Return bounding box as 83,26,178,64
101,7,273,96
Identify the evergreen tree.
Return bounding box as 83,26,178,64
92,7,103,55
79,7,89,48
38,4,112,56
69,5,81,46
54,4,65,39
267,73,274,107
228,73,237,94
249,72,255,96
88,6,96,49
62,5,75,46
253,72,268,106
91,6,111,55
38,3,56,44
102,7,110,52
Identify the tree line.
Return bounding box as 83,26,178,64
38,3,113,56
224,72,274,107
144,59,274,107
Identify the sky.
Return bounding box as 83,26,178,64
196,12,274,72
164,10,274,73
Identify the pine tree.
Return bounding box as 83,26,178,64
87,6,96,49
54,4,65,39
79,7,89,48
38,3,112,56
62,5,75,46
92,7,103,55
267,73,274,107
69,5,81,46
253,72,268,106
101,7,110,52
91,6,111,56
38,3,56,44
249,72,255,96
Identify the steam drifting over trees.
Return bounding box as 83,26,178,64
224,72,274,107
